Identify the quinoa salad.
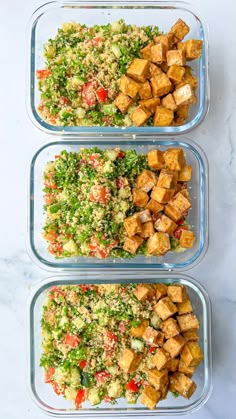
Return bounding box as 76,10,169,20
40,283,203,410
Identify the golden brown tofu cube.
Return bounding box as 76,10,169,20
134,284,156,301
136,209,152,223
124,214,142,237
154,214,177,235
154,297,178,321
154,34,169,48
182,330,198,342
130,106,151,126
179,188,190,200
140,42,154,60
169,372,196,399
146,232,171,256
152,348,170,370
167,50,186,67
123,235,144,255
164,204,182,222
180,230,195,248
119,348,143,373
114,93,133,113
150,43,167,63
130,319,149,337
160,382,169,400
127,58,150,83
162,94,177,111
177,42,186,53
161,317,180,339
180,341,203,367
137,169,157,192
148,63,163,78
151,73,172,98
145,199,164,214
163,334,186,358
155,283,168,300
164,148,186,171
154,106,174,126
178,165,192,182
148,149,165,170
170,18,190,41
178,358,196,377
132,188,149,208
173,84,195,106
185,39,203,60
119,74,140,98
167,64,185,84
140,221,155,238
166,358,179,372
151,186,175,204
147,368,169,390
139,81,152,100
140,385,161,410
177,313,199,332
158,169,179,189
143,326,165,346
183,72,198,90
168,192,191,214
139,97,160,114
177,298,193,315
167,285,187,303
176,104,189,120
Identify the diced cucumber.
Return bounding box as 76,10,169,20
131,338,144,352
111,44,121,58
150,313,162,330
103,104,117,116
70,366,81,387
111,20,124,34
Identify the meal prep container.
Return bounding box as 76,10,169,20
28,272,212,416
28,0,209,137
28,137,208,271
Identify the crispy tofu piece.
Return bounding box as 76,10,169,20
148,63,163,78
162,93,177,111
155,283,168,300
145,199,164,214
176,104,189,120
158,169,179,189
134,284,156,301
180,341,203,367
161,318,180,339
177,42,186,53
151,186,175,204
180,230,195,248
150,43,167,63
151,73,172,98
140,221,155,238
182,330,198,342
160,381,169,400
148,149,165,170
146,232,171,256
179,188,190,200
154,297,178,320
178,165,192,182
164,148,186,171
167,285,187,303
154,34,169,48
178,358,196,377
136,209,152,223
163,334,186,358
185,39,203,60
142,326,165,346
152,348,170,370
166,358,179,372
167,64,185,84
136,169,157,192
140,42,154,60
154,214,177,235
127,58,150,83
169,372,196,399
114,93,133,113
139,97,160,114
130,319,149,337
170,18,190,41
132,188,149,208
140,385,161,410
173,84,196,106
154,106,174,126
119,74,140,98
118,348,143,373
124,214,142,237
177,313,199,332
177,298,193,315
164,204,182,222
130,106,151,126
168,192,191,214
147,368,169,390
139,81,152,100
123,235,144,255
167,50,186,66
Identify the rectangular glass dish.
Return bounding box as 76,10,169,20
28,137,208,271
28,0,209,136
28,272,212,416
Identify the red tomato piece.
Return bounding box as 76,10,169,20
93,37,101,45
79,284,94,292
45,367,55,383
97,248,108,259
173,226,188,240
126,380,138,393
59,96,69,105
64,333,80,348
79,360,86,369
96,87,108,103
95,371,111,384
48,242,63,255
116,177,125,189
51,381,65,395
89,185,108,204
44,193,54,205
82,82,96,106
44,172,57,190
104,395,113,403
104,331,117,351
44,231,59,242
118,322,126,334
48,286,65,300
89,153,101,168
36,69,51,79
117,151,124,159
74,389,85,408
148,346,156,354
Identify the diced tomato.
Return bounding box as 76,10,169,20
36,69,51,79
117,151,124,159
126,380,138,393
89,185,108,204
38,101,45,112
102,115,112,126
79,360,86,369
44,231,59,242
95,371,111,384
118,322,126,334
96,87,108,103
89,153,101,168
82,82,96,106
48,286,65,300
65,333,80,348
173,226,188,240
45,367,55,383
80,158,87,165
119,287,126,293
44,172,57,190
97,248,108,259
104,330,117,351
104,394,113,403
74,389,85,408
51,381,65,395
48,242,63,255
44,193,54,205
148,346,156,354
93,37,101,45
59,96,69,105
79,284,94,292
116,177,125,189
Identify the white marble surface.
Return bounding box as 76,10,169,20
0,0,235,417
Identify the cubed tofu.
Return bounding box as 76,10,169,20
114,93,133,113
139,81,152,100
119,75,140,98
164,204,182,222
158,169,179,189
136,209,152,223
180,230,195,248
178,358,196,377
170,18,190,41
123,235,144,255
167,50,186,67
180,342,203,367
142,326,165,346
177,42,186,53
139,97,161,114
154,297,178,320
127,58,150,83
168,192,191,214
169,372,196,399
161,318,180,339
151,73,172,98
140,221,155,238
163,334,186,358
154,34,169,48
124,214,142,237
162,93,177,111
130,319,149,337
151,186,175,204
154,106,174,126
167,64,185,84
140,42,154,60
140,385,161,410
150,43,167,63
145,199,164,214
166,358,179,372
147,368,169,390
152,348,170,370
132,188,149,208
167,285,187,303
177,313,200,332
148,149,165,170
136,170,157,192
130,106,152,126
155,283,168,300
134,284,156,301
185,39,203,60
179,188,190,200
146,232,171,256
182,330,198,342
118,348,143,373
164,148,186,171
154,214,177,235
178,165,192,182
173,84,196,106
148,62,163,78
160,382,169,400
175,104,189,120
177,299,193,315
